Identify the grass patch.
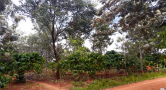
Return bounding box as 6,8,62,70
70,71,166,90
71,81,84,87
26,82,31,87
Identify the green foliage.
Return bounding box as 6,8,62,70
71,81,84,87
91,22,114,53
0,62,12,88
143,55,159,66
0,49,14,88
156,26,166,49
125,57,140,72
68,37,85,53
10,52,45,82
48,61,57,73
125,56,155,72
59,52,105,78
143,55,155,62
65,0,96,39
0,75,11,88
18,0,97,79
104,50,124,70
71,71,166,90
0,48,14,63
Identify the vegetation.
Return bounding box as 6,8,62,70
16,0,96,79
1,0,166,89
10,53,45,82
104,50,124,71
0,52,44,87
71,71,166,90
59,51,105,78
0,62,12,88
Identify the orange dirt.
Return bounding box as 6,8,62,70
2,72,72,90
3,70,165,90
3,80,71,90
5,76,166,90
104,77,166,90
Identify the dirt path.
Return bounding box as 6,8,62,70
104,77,166,90
26,80,70,90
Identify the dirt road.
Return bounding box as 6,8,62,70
105,77,166,90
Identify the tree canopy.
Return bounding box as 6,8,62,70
16,0,97,79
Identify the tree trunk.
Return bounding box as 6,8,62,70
45,50,48,76
164,56,166,69
51,18,60,79
123,33,127,75
157,61,159,72
139,44,144,73
52,39,60,79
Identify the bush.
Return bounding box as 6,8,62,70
48,61,57,73
0,63,12,88
59,52,105,78
104,50,124,70
10,52,45,82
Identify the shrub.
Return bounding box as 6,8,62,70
10,52,45,82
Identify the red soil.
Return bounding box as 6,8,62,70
104,77,166,90
3,70,164,90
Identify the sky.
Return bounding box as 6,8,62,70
9,0,123,53
8,0,34,36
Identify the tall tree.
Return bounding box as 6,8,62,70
92,0,166,73
91,22,114,54
93,0,166,29
65,0,96,40
17,0,96,79
0,0,20,55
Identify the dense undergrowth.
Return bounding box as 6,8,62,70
0,52,45,88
